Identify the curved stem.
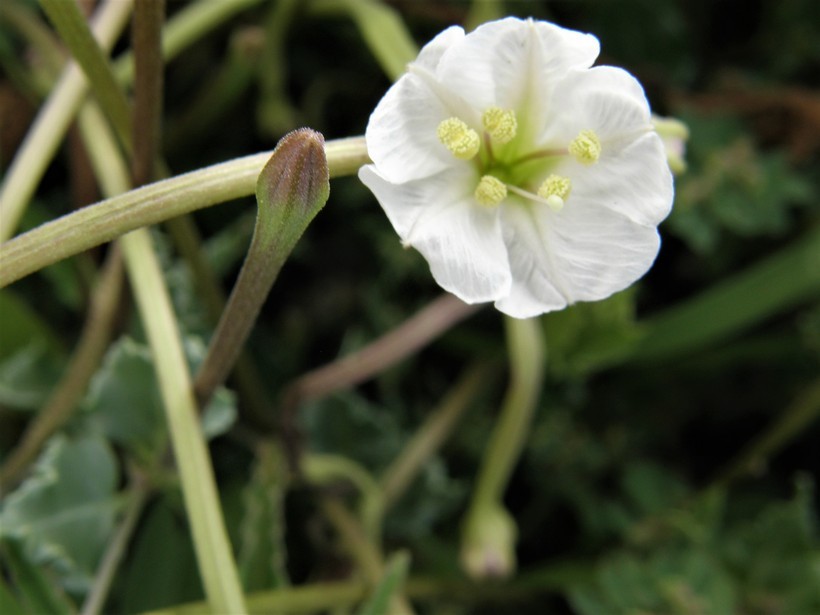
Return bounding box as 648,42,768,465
0,137,369,287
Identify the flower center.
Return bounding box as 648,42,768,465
537,174,572,212
482,107,517,144
474,175,507,206
437,118,480,160
568,129,601,165
436,112,601,209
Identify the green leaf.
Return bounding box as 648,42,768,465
0,432,119,592
355,551,410,615
0,344,63,410
83,336,237,457
118,496,204,613
0,539,74,615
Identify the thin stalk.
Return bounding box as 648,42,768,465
0,0,133,242
0,247,124,489
283,293,481,405
79,93,247,615
380,362,492,509
131,0,165,186
0,137,369,287
320,498,415,615
39,0,133,143
711,378,820,488
460,316,544,578
81,473,151,615
470,317,545,508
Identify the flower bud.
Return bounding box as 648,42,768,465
460,503,517,579
256,128,330,239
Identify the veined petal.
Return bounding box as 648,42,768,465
365,72,459,184
540,66,652,145
359,165,511,302
564,131,674,226
494,203,572,318
496,199,661,317
437,17,600,117
413,25,465,72
543,199,662,301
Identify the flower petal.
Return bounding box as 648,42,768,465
495,200,661,318
540,66,653,145
561,130,674,227
413,25,464,72
364,72,456,184
359,165,512,302
436,17,600,117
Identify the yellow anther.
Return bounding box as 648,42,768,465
437,117,480,159
482,107,518,144
537,174,572,211
474,175,507,206
569,129,601,164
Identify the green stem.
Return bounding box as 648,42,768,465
0,136,369,288
39,0,133,145
80,473,150,615
78,86,247,615
131,0,165,186
712,378,820,488
470,317,545,509
122,229,247,614
0,0,133,242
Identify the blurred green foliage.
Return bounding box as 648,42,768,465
1,0,818,613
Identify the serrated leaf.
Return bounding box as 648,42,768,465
0,433,119,592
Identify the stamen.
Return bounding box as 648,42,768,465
569,129,601,165
474,175,507,206
537,174,572,211
482,107,517,144
437,117,480,160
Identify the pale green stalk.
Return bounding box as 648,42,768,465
39,0,132,142
0,0,133,242
79,100,246,615
0,137,369,287
471,317,545,508
0,0,265,242
460,316,545,578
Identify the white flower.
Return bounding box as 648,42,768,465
359,17,674,318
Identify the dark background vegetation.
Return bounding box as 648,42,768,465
1,0,819,613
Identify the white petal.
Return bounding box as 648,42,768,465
364,72,456,184
540,66,652,145
359,165,512,302
563,131,674,227
436,17,600,116
495,200,662,317
413,26,465,72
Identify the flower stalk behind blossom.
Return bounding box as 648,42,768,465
359,17,675,318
